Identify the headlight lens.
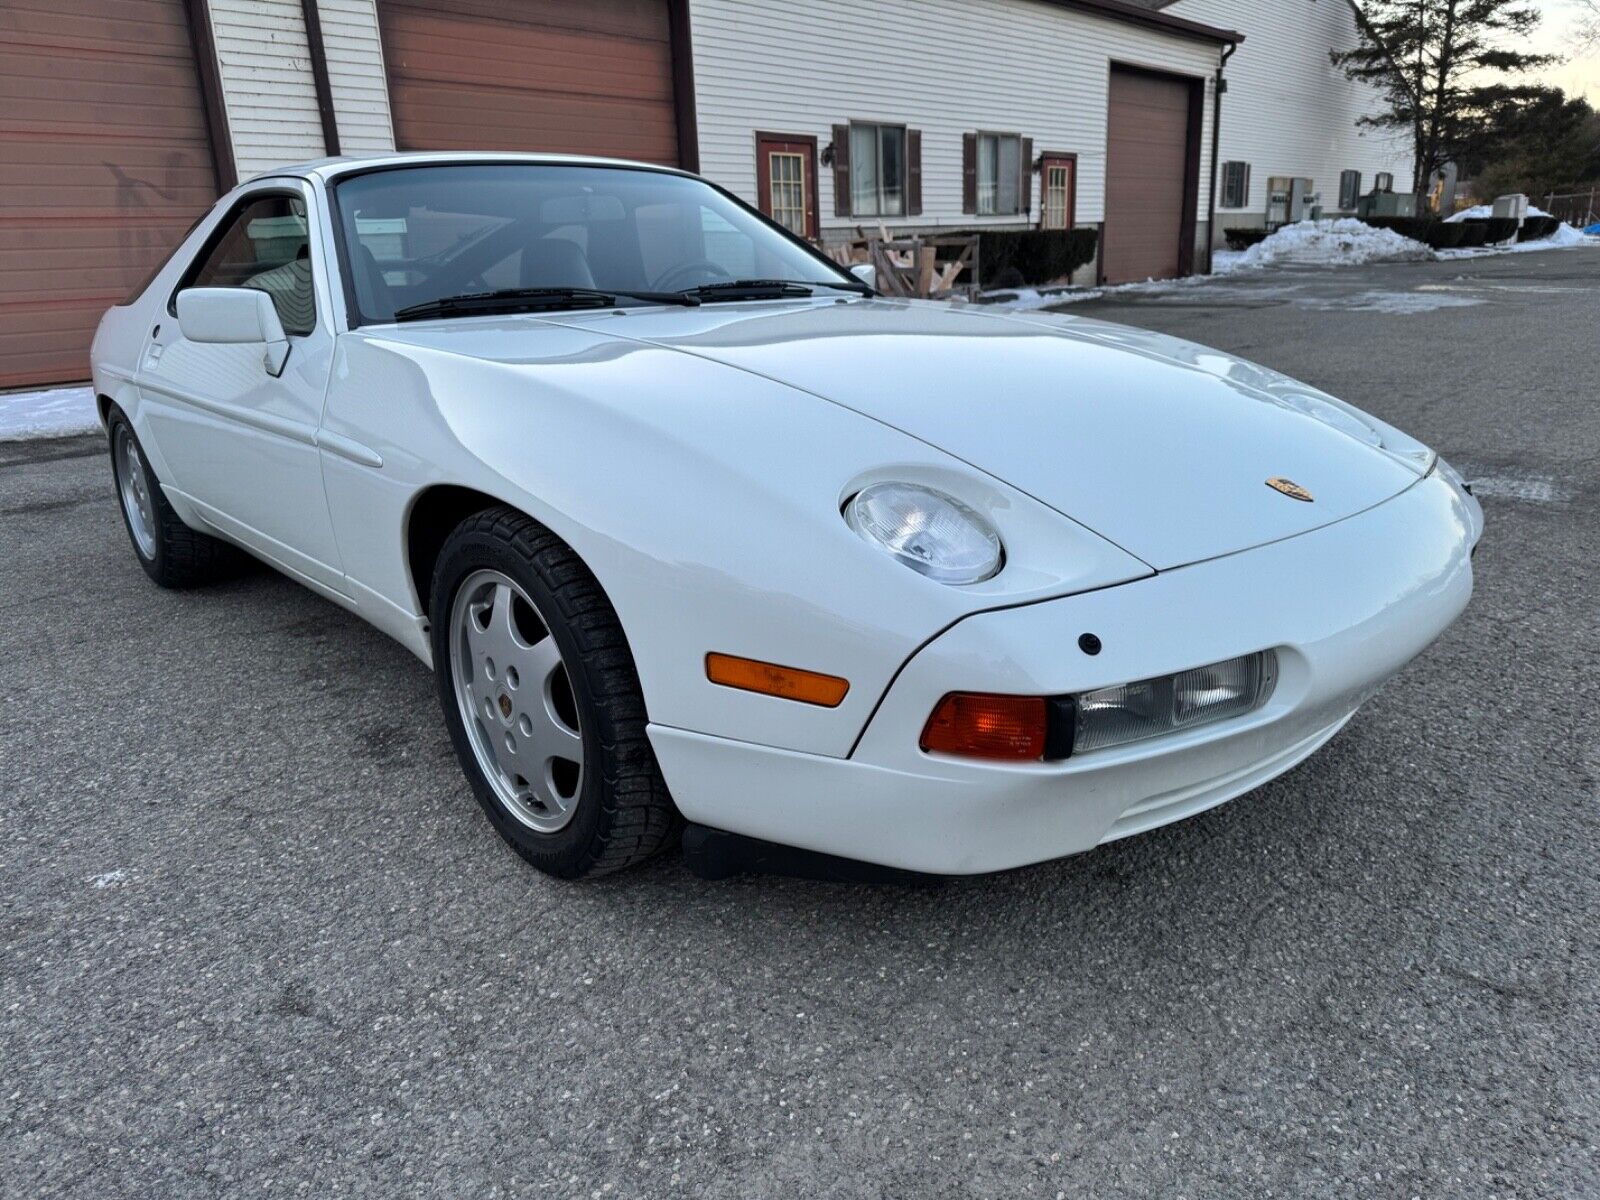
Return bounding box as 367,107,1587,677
844,482,1002,584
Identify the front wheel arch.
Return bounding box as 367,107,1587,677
405,484,514,620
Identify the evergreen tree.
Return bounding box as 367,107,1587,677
1336,1,1557,197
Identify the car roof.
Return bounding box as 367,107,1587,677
244,151,698,187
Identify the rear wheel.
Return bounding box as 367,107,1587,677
107,408,240,588
430,507,677,878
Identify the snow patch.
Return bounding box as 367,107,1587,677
981,287,1103,311
0,385,99,441
89,869,132,889
1219,219,1435,273
1295,290,1484,315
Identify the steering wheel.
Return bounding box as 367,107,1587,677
651,260,734,292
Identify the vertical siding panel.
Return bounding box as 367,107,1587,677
688,0,1220,238
317,0,396,153
208,0,327,176
1167,0,1413,220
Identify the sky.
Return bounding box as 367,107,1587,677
1529,0,1599,101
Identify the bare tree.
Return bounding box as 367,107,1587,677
1337,1,1558,196
1576,0,1600,52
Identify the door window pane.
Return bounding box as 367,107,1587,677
1043,163,1071,229
186,195,315,335
769,151,807,236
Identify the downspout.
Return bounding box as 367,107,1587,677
1206,42,1236,273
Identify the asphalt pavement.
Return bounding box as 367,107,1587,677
2,246,1597,1198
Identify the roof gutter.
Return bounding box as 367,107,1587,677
1206,41,1237,272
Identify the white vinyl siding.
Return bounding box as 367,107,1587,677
1166,0,1412,226
688,0,1219,235
210,0,327,177
318,0,395,154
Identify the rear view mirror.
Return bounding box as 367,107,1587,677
849,263,877,288
540,193,626,225
176,288,290,376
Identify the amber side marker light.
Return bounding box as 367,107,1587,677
921,693,1049,761
705,653,850,707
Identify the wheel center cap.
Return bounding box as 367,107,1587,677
498,694,513,719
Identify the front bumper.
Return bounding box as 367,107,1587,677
650,472,1479,874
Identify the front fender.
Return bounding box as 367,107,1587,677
321,325,1146,757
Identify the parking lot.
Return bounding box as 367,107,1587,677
3,246,1597,1198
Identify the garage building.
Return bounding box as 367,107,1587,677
1,0,1409,389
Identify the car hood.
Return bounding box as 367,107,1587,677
375,299,1431,570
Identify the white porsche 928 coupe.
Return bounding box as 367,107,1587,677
91,153,1481,880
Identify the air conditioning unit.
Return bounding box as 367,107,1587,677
1492,194,1529,225
1265,176,1317,227
1358,192,1418,218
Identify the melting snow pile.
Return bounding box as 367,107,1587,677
0,385,99,441
1219,219,1435,273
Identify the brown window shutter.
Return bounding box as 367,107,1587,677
906,129,922,216
962,132,977,214
1019,137,1033,217
832,124,851,218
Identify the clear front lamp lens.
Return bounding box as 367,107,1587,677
1073,652,1276,753
845,482,1002,584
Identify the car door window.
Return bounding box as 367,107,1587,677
183,195,316,336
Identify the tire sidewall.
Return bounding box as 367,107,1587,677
429,526,611,877
106,410,168,583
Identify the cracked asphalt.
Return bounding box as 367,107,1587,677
3,246,1597,1198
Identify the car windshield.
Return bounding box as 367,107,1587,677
333,163,858,324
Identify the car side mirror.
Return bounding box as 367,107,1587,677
176,287,290,377
848,263,877,289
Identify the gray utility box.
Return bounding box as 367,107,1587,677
1358,192,1418,218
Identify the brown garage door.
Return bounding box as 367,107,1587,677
0,0,218,389
1102,66,1198,285
380,0,680,164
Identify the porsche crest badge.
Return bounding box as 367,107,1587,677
1266,477,1314,502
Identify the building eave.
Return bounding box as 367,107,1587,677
1037,0,1244,45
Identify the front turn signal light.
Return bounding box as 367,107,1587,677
706,653,850,707
920,693,1048,761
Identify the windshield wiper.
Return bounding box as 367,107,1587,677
681,277,873,301
393,286,699,323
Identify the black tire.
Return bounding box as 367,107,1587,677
106,407,241,589
429,507,678,878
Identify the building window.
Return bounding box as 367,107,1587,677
1339,170,1362,210
1220,161,1250,209
976,133,1024,215
848,123,906,217
1375,171,1395,192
